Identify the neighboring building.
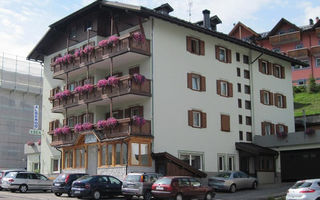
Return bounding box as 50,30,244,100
229,18,320,85
0,53,42,169
28,1,303,183
24,140,41,172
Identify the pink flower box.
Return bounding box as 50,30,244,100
98,39,108,47
133,73,146,84
107,36,119,47
82,122,93,130
132,116,146,126
106,76,119,87
27,141,35,146
97,120,108,129
74,124,83,132
97,79,108,88
74,49,83,58
62,126,71,134
132,32,145,43
83,45,94,55
82,84,94,93
54,127,63,135
106,117,118,128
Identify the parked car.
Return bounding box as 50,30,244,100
0,169,26,191
208,171,258,193
122,172,161,200
286,179,320,200
71,175,122,200
152,176,215,200
1,171,52,193
52,173,87,197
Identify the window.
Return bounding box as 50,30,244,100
84,20,93,32
101,143,128,166
239,131,243,141
260,60,269,74
186,36,204,55
258,157,274,171
193,111,201,128
219,47,226,62
276,124,287,134
237,68,241,77
236,52,240,62
101,145,106,166
190,178,201,187
191,39,200,54
180,152,204,171
64,150,73,169
273,64,285,78
261,122,273,136
52,159,59,173
260,90,273,105
131,143,150,166
275,94,286,108
296,43,304,49
107,144,113,165
68,82,76,91
244,85,250,94
246,132,252,141
227,156,235,171
246,116,252,126
122,143,128,165
237,83,241,93
68,117,76,127
217,80,233,97
218,154,226,171
264,92,269,104
188,110,206,128
293,60,309,70
221,114,230,132
244,70,250,79
75,148,85,168
238,115,243,124
33,163,39,172
238,99,242,108
245,101,251,110
109,176,121,185
69,26,77,39
187,73,206,91
272,47,280,53
243,55,249,64
215,45,231,63
316,58,320,67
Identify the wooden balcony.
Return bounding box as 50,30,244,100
311,45,320,56
50,118,151,147
51,34,151,79
287,48,309,58
316,27,320,37
269,31,301,45
50,75,151,113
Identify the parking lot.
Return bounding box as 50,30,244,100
0,182,292,200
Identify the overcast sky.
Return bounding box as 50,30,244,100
0,0,319,58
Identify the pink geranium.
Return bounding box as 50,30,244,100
37,139,41,145
98,39,108,47
74,124,83,132
83,45,94,54
82,122,93,130
54,127,63,135
61,126,71,134
106,76,119,87
27,141,35,146
62,90,71,98
107,35,119,47
97,79,108,88
62,54,73,64
55,57,63,65
54,92,62,99
82,84,94,93
132,73,146,84
74,49,83,58
132,115,146,126
132,32,145,43
75,86,83,93
106,117,118,128
97,120,108,129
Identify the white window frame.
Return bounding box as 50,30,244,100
263,92,270,105
265,123,271,135
179,151,204,171
219,47,226,62
278,124,285,133
274,64,281,77
227,155,235,171
262,61,268,74
193,111,201,128
191,38,200,54
218,154,226,172
277,95,283,108
52,158,60,174
191,75,201,91
221,82,228,96
316,58,320,67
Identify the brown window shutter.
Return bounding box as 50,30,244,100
129,66,140,75
200,76,206,91
55,120,60,128
276,124,280,134
260,90,264,104
267,62,272,75
284,125,288,133
261,122,265,136
227,49,232,63
228,82,233,97
281,66,285,79
77,115,83,124
217,80,221,95
49,121,53,131
221,115,230,132
271,123,275,135
88,113,94,123
187,73,192,89
200,40,205,55
125,108,131,118
188,110,193,126
201,112,207,128
215,46,220,60
274,93,278,107
283,95,287,108
63,119,67,126
50,89,54,98
269,92,274,105
258,59,263,73
186,36,192,53
272,64,276,77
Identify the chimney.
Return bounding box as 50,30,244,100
154,3,174,15
202,9,211,30
316,17,320,23
310,18,314,25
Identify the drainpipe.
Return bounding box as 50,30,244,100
249,49,256,137
55,147,62,172
151,17,155,153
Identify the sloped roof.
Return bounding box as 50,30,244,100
229,21,259,37
267,18,301,37
236,142,278,156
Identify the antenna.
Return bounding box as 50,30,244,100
187,0,193,22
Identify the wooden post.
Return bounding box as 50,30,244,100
67,37,70,53
86,104,89,121
86,66,89,80
87,28,90,45
110,99,113,117
110,15,114,35
61,148,65,169
97,144,101,167
73,149,76,168
115,18,120,36
138,17,146,38
85,145,88,169
66,73,69,86
110,57,113,76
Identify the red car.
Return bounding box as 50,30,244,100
151,176,215,200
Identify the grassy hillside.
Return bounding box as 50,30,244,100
294,92,320,117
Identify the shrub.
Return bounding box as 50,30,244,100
308,76,319,93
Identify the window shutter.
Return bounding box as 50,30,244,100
63,119,67,126
188,110,193,126
284,125,288,133
221,115,230,132
54,120,60,129
274,93,278,107
261,122,265,136
215,46,220,60
272,64,277,77
201,112,207,128
260,90,264,104
77,115,83,124
88,113,94,123
49,121,53,131
258,59,263,73
228,82,233,97
271,123,275,135
200,76,206,91
50,89,54,98
187,73,192,89
267,62,272,75
125,108,131,118
269,92,274,105
217,80,221,95
226,49,232,63
186,36,192,53
281,66,285,79
276,124,280,134
200,40,205,55
283,95,287,108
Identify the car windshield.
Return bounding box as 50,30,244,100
291,181,313,189
55,174,67,181
124,175,141,182
76,175,94,182
216,172,231,178
5,172,17,178
154,177,172,185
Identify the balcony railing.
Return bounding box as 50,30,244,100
311,45,320,56
50,75,151,112
287,48,309,58
51,34,151,78
50,118,151,147
269,31,301,45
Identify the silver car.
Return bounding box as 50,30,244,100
1,172,52,193
0,169,26,191
208,171,258,193
286,179,320,200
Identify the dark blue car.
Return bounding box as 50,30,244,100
71,175,122,199
52,173,87,197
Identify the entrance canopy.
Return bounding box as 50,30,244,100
236,142,278,156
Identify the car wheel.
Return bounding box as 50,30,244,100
124,195,133,200
144,190,152,200
175,193,183,200
229,184,236,193
93,190,101,200
252,181,258,189
0,186,2,191
204,192,213,200
54,192,62,196
19,184,28,193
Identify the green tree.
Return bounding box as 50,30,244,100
308,76,318,93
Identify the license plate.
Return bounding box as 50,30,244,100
54,183,60,186
74,191,80,194
156,186,164,190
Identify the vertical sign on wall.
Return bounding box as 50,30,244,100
34,105,39,130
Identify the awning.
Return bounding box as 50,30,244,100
236,142,278,156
